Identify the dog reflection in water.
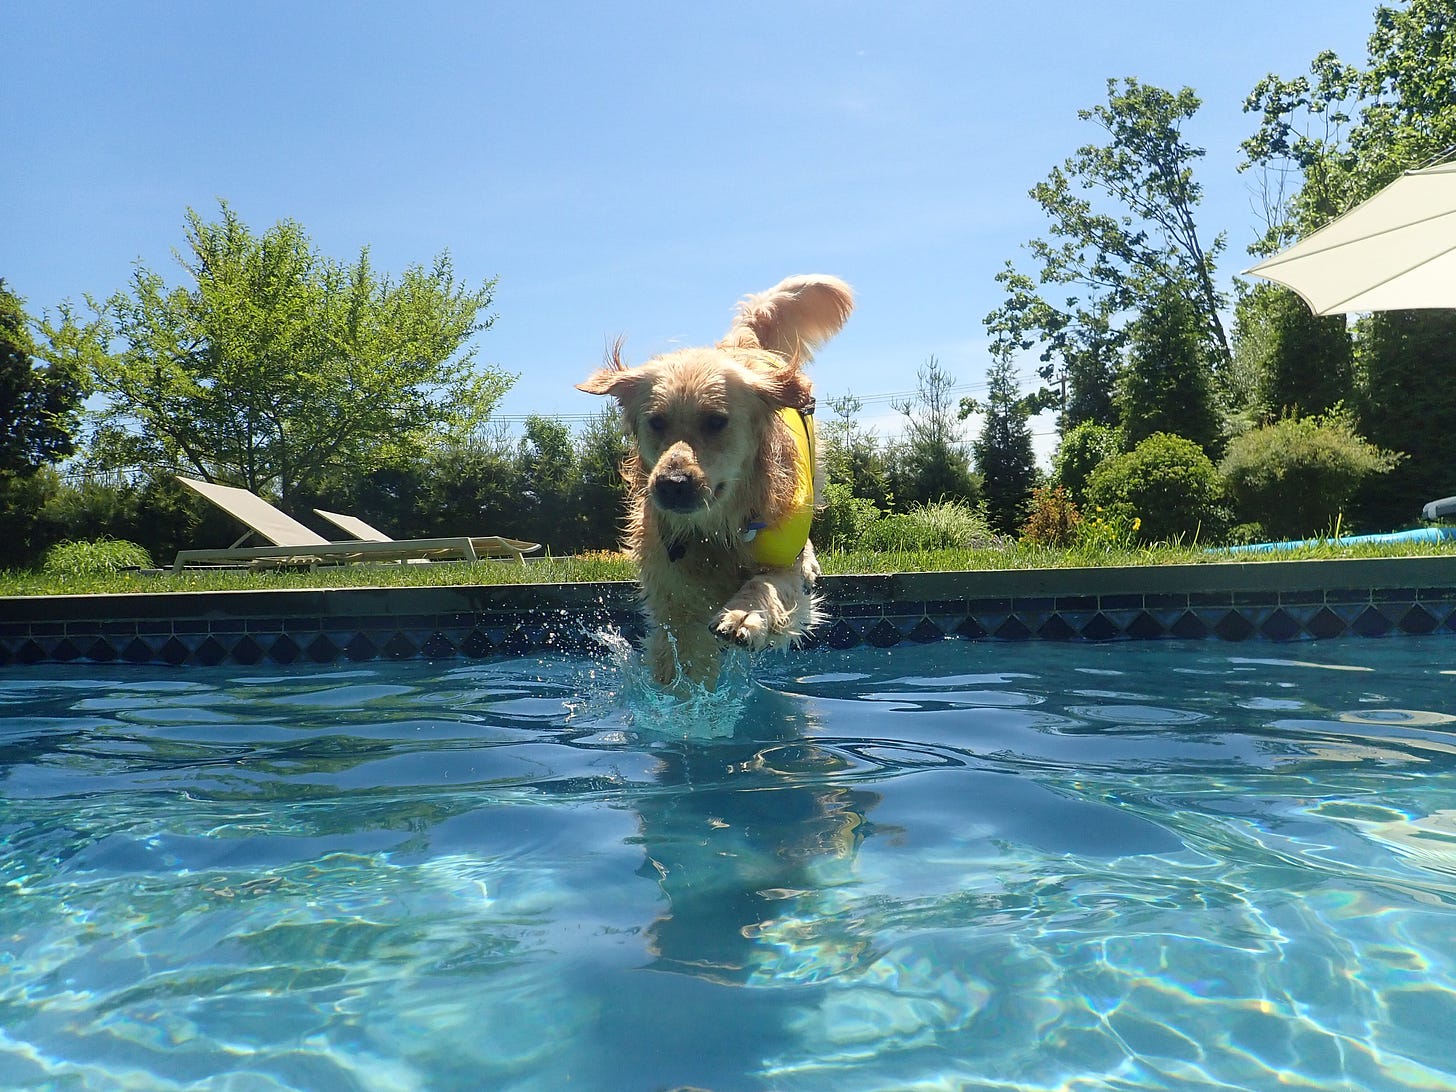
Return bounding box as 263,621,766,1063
625,684,881,991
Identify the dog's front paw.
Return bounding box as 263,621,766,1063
711,607,774,651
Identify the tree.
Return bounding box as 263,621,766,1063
1053,420,1121,502
1243,0,1456,243
514,414,575,542
985,78,1231,437
1231,283,1353,424
571,408,633,551
1116,280,1223,455
0,280,84,478
888,357,978,508
818,393,891,509
971,353,1039,535
1240,0,1456,527
0,280,88,563
1353,309,1456,527
44,203,511,511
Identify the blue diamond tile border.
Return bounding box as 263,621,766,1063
4,556,1456,668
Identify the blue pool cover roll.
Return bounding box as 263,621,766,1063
1224,524,1456,554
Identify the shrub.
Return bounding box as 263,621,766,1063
815,481,884,552
861,500,1005,552
0,466,63,567
33,473,200,567
1053,422,1121,501
1085,432,1226,544
1218,409,1401,539
41,538,154,579
1020,485,1082,547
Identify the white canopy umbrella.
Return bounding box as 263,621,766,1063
1243,160,1456,316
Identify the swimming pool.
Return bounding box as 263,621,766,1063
3,637,1455,1090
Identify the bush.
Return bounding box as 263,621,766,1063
0,466,64,567
1085,432,1226,544
41,538,154,579
815,481,884,552
1053,422,1121,501
861,500,1005,552
1020,485,1082,547
1218,409,1400,539
32,473,200,566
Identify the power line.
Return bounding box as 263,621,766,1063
497,381,1001,425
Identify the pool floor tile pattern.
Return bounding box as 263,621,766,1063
5,559,1456,668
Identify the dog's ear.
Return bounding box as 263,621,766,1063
719,275,854,362
744,360,815,411
577,338,649,406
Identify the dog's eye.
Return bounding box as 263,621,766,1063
702,413,729,434
646,414,667,433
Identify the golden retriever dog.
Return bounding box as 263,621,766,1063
577,275,854,688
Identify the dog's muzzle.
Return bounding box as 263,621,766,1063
652,470,703,513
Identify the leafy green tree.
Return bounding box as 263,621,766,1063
513,415,575,544
1240,0,1456,528
985,78,1231,437
985,266,1121,431
1116,280,1223,455
31,472,198,564
971,353,1039,535
0,280,88,564
1053,420,1121,502
1353,309,1456,527
1240,51,1365,252
408,440,521,542
1230,283,1354,425
43,203,511,511
887,357,979,509
570,408,633,551
1243,0,1456,243
0,280,85,477
814,481,882,552
818,393,891,509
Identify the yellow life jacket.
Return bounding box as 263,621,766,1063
743,406,815,567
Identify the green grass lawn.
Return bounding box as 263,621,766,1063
5,539,1456,598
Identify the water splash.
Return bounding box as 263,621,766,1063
563,626,760,740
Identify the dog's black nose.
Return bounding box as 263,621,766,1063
653,472,700,512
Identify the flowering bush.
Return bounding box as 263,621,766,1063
1074,507,1142,552
1019,485,1082,547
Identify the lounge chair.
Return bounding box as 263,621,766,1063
171,476,541,571
1423,496,1456,521
313,508,541,563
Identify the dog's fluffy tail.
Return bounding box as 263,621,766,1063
721,275,854,364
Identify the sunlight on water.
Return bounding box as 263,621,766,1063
2,637,1456,1089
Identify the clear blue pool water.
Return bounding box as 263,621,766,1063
3,636,1456,1091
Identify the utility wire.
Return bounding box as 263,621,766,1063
499,379,1016,425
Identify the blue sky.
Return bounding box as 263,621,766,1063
5,2,1378,461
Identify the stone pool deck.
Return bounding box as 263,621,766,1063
3,555,1455,669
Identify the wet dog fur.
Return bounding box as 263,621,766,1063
577,275,854,688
